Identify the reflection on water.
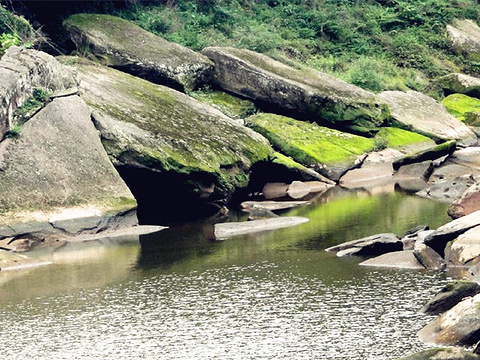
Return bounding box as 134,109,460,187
0,188,451,360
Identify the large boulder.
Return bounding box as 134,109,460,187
0,95,137,241
418,293,480,346
445,225,480,265
202,47,388,134
397,348,480,360
377,90,477,144
72,60,272,221
447,19,480,61
424,210,480,256
246,113,375,180
442,93,480,122
421,281,480,315
438,73,480,98
63,14,213,92
0,46,78,138
449,181,480,219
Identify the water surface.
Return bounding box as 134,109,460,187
0,188,452,359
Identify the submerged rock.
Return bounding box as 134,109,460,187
421,281,480,315
0,249,52,271
377,90,477,144
0,46,78,138
0,95,137,240
214,216,309,240
325,233,402,257
203,46,388,134
64,14,213,92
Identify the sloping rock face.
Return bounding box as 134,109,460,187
377,90,477,144
325,233,403,257
202,47,388,134
447,19,480,61
73,60,271,220
246,113,375,180
449,182,480,219
418,293,480,346
445,226,480,265
438,73,480,98
421,281,480,315
0,46,78,138
0,95,137,240
64,14,213,92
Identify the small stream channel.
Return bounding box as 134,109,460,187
0,187,453,359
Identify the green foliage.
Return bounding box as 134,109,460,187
111,0,480,93
0,5,36,54
13,88,51,123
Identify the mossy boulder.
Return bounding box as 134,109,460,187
202,47,388,135
447,19,480,62
73,60,272,198
63,14,213,92
0,46,78,139
438,73,480,98
442,93,480,123
377,90,477,145
190,89,257,120
246,113,376,180
0,95,136,240
375,127,434,151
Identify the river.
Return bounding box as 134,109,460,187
0,187,453,359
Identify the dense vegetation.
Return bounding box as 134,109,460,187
2,0,480,95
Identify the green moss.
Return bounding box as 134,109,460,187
442,93,480,121
247,113,375,167
190,89,257,119
375,127,431,148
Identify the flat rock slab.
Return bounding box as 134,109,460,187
0,250,52,271
425,210,480,256
418,293,480,346
214,216,309,240
241,200,310,211
417,175,476,203
421,281,480,315
359,250,425,270
203,46,387,134
326,233,402,257
397,348,480,360
64,14,213,92
69,225,167,243
377,90,477,143
339,162,394,187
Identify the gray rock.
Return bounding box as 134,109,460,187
359,250,425,269
261,182,289,199
447,19,480,61
445,226,480,265
394,161,433,180
287,181,312,199
449,182,480,219
339,162,394,188
241,200,310,212
425,210,480,258
418,293,480,346
438,73,480,98
377,90,477,144
64,14,213,92
0,95,137,238
417,175,476,203
421,281,480,315
0,249,52,271
325,233,403,257
0,47,78,138
214,216,309,240
202,47,388,134
69,225,167,243
402,229,434,250
74,61,271,199
413,240,445,270
397,348,480,360
247,207,279,221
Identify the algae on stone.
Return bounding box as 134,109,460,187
246,113,375,180
375,127,433,149
442,93,480,121
74,61,272,196
190,89,257,120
